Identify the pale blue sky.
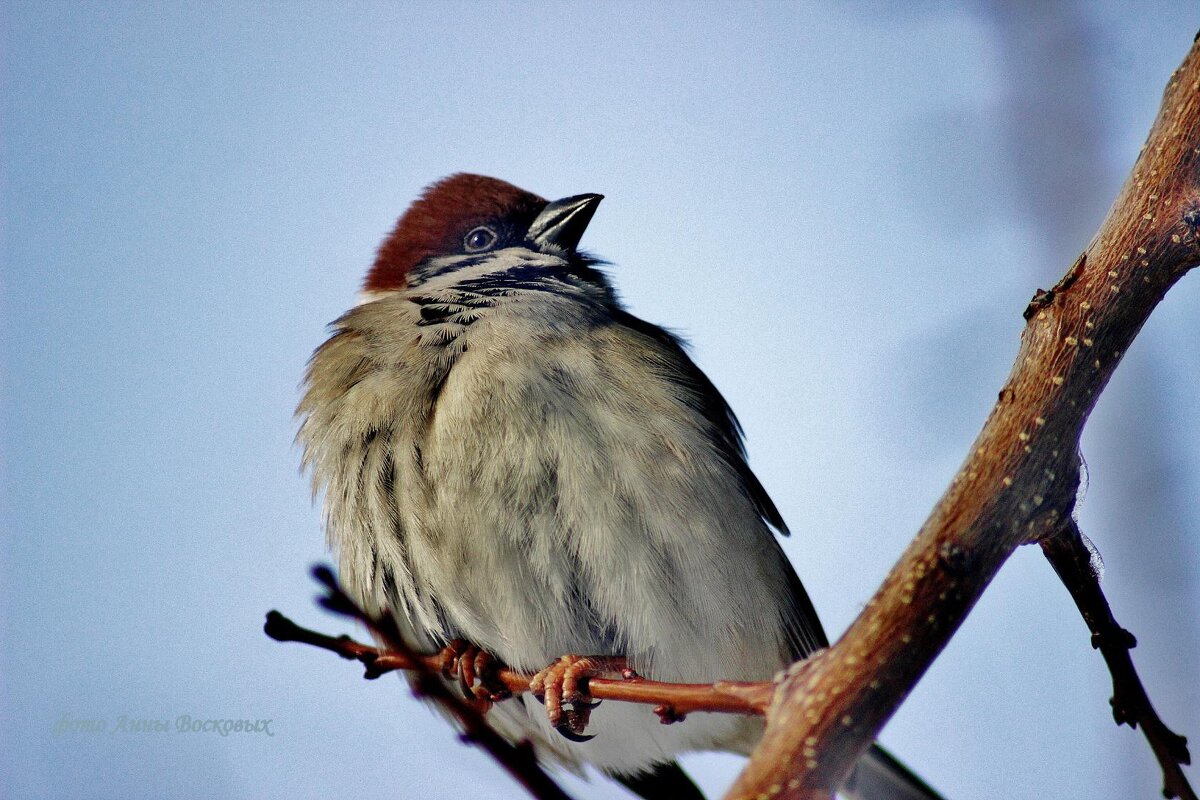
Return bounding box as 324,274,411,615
3,3,1198,799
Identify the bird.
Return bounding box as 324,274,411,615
297,173,942,800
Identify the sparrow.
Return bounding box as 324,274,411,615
298,174,942,800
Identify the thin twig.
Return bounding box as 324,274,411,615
265,608,772,718
1041,521,1195,800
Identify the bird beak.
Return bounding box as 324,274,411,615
527,193,603,253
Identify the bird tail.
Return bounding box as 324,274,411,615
841,744,945,800
611,761,706,800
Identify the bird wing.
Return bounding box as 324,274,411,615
611,309,830,655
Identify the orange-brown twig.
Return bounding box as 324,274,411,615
265,609,772,720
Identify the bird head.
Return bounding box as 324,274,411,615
365,174,603,292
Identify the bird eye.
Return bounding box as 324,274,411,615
463,226,498,252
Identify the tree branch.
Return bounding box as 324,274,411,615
728,36,1200,800
264,610,772,720
1042,521,1193,800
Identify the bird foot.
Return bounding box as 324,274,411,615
529,655,629,742
436,639,511,710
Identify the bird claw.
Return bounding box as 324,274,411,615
554,719,596,743
529,654,628,740
436,639,511,708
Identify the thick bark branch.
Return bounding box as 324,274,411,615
727,37,1200,800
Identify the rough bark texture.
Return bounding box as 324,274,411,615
727,36,1200,800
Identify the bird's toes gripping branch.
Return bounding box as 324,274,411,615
437,639,511,712
529,655,632,742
